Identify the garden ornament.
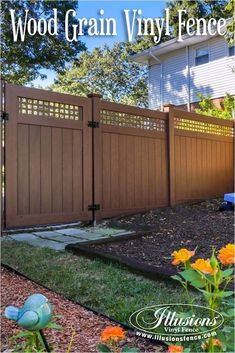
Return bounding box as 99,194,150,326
4,293,53,331
5,293,52,352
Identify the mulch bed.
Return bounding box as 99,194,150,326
86,199,233,273
1,267,165,353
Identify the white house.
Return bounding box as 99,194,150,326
131,31,235,111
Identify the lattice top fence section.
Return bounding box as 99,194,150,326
174,117,234,137
18,97,81,120
101,109,166,132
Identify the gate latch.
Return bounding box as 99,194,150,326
1,112,9,121
88,204,100,211
88,121,99,128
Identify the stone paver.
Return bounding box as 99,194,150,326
78,232,108,240
2,227,135,251
56,228,86,236
33,231,61,238
44,235,83,243
88,228,128,236
26,238,66,251
9,233,38,242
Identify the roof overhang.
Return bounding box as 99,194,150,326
130,22,228,65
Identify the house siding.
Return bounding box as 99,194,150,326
148,36,235,110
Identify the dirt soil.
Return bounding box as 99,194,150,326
92,199,234,270
1,268,165,353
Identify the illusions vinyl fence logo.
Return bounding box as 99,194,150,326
129,304,224,341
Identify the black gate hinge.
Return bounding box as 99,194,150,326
88,204,100,211
88,121,99,128
1,112,9,121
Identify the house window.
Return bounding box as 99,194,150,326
228,45,235,57
195,46,209,66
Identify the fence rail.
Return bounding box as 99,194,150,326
2,83,234,227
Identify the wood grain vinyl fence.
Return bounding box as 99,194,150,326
2,83,234,228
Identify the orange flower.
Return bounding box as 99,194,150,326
212,339,222,347
168,345,184,353
218,244,235,266
171,248,195,265
100,326,125,343
191,259,217,275
202,338,222,350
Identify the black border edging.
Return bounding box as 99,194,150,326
66,242,234,291
66,243,177,284
1,262,166,348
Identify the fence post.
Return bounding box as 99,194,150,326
0,79,6,231
167,105,176,207
87,93,102,226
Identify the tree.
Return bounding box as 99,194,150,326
51,42,148,107
167,0,229,36
225,0,235,44
133,0,230,52
195,93,235,119
0,0,86,84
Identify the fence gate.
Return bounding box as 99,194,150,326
5,84,93,228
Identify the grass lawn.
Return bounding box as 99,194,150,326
1,239,195,325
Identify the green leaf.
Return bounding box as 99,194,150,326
222,268,234,277
180,269,202,282
46,322,62,330
226,1,233,11
12,331,34,339
179,269,205,288
97,343,111,352
190,279,206,288
171,275,185,284
216,291,234,298
122,347,139,353
183,348,191,353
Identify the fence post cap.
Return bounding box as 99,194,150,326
87,93,102,98
163,103,175,112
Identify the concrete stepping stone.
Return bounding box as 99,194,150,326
78,232,109,241
9,233,38,242
33,231,61,239
26,238,66,251
84,228,134,237
108,230,134,236
55,228,86,236
45,235,83,243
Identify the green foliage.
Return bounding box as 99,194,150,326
172,245,234,353
97,343,112,352
1,0,85,84
225,0,235,44
51,42,148,107
134,0,230,51
97,342,139,353
10,319,61,352
195,93,235,119
166,0,229,37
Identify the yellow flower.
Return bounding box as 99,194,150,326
218,244,235,266
171,248,195,265
191,259,217,275
168,345,184,353
100,326,125,343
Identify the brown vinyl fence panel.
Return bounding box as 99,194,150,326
2,83,234,228
96,100,169,218
172,110,234,204
5,84,92,227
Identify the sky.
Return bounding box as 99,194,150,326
33,0,166,87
